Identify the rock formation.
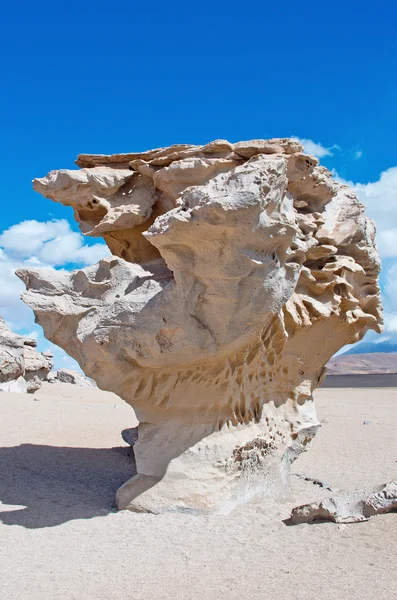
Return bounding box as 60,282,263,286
17,138,383,513
47,368,94,387
23,342,53,392
0,318,53,393
289,481,397,524
0,317,26,392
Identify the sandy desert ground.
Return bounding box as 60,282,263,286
0,381,396,600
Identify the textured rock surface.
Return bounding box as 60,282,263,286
24,344,53,384
0,318,25,390
26,375,42,394
48,368,94,387
289,481,397,524
18,138,383,512
0,317,53,393
0,375,29,393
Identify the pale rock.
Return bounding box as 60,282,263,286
0,317,53,393
26,375,42,394
23,344,53,386
233,138,303,158
18,138,383,513
0,376,28,393
289,481,397,524
0,317,25,386
46,371,57,383
53,368,94,387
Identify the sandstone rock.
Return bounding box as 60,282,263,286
289,481,397,524
23,344,53,386
0,375,28,393
46,371,57,383
0,317,54,393
0,317,25,387
121,427,139,447
23,337,38,347
26,375,42,394
53,368,94,387
18,138,383,513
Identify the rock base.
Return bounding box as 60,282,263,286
117,417,319,514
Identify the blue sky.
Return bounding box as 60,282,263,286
1,1,397,366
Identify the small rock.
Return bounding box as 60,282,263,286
289,481,397,524
27,375,42,394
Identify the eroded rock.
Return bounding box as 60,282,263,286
48,368,94,387
24,343,53,384
0,317,53,393
26,375,42,394
289,481,397,524
17,138,383,513
0,317,25,389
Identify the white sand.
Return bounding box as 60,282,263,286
0,382,396,600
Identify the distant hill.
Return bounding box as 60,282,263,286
326,352,397,375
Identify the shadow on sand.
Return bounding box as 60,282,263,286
0,444,137,528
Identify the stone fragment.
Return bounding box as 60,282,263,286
289,481,397,524
18,138,383,513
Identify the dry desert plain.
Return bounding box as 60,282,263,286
0,379,396,600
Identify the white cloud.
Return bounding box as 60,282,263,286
24,330,39,341
0,250,38,329
300,139,364,162
385,314,397,333
376,229,397,259
384,264,397,331
339,166,397,259
335,167,397,348
298,138,334,158
0,219,109,266
0,219,110,367
0,220,70,255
